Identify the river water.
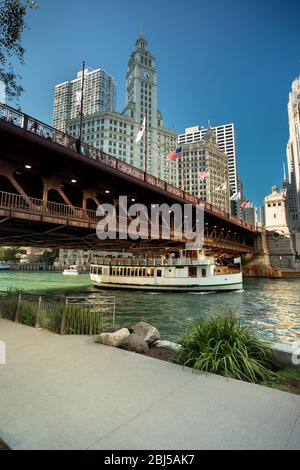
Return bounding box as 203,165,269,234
0,271,299,344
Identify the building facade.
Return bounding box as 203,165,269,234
264,185,298,268
178,129,230,212
285,77,300,254
64,36,178,184
178,123,238,199
242,206,258,227
52,68,117,134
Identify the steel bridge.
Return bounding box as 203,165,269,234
0,103,257,255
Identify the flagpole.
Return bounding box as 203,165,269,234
144,111,148,175
78,60,85,148
181,147,184,190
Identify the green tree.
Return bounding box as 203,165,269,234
0,0,37,102
0,247,22,261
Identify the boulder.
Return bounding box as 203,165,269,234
130,321,160,345
117,333,149,354
154,340,182,352
95,328,130,347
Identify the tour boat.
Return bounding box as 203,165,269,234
0,261,10,271
62,265,80,276
90,253,243,292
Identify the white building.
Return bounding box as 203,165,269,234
264,185,297,268
178,124,238,204
53,68,117,133
65,36,178,184
286,76,300,253
178,128,230,212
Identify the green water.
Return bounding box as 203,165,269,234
1,271,300,344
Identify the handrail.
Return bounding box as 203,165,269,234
0,102,256,233
0,190,254,249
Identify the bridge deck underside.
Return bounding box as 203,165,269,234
0,118,256,254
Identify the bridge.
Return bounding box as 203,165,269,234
0,103,257,255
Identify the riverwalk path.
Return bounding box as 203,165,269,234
0,318,299,450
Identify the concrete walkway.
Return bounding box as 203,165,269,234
0,318,299,450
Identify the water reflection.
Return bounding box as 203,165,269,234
0,272,299,344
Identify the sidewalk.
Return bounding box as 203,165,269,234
0,318,299,450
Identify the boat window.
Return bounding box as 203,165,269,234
188,267,197,278
151,268,154,277
202,268,206,277
142,268,146,277
97,267,102,275
109,266,112,275
157,269,162,277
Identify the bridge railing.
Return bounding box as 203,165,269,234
0,190,254,250
0,191,97,222
0,103,256,233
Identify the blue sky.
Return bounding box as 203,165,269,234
11,0,300,207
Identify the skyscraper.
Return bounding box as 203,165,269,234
52,68,117,133
61,36,178,184
178,129,230,212
286,76,300,231
178,124,239,214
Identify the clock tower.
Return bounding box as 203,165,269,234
123,35,158,172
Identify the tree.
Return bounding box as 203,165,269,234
0,247,22,261
0,0,37,102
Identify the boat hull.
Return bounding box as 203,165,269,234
91,275,243,292
92,283,242,292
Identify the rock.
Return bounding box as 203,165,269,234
130,321,160,345
153,340,182,351
95,328,130,346
117,333,149,354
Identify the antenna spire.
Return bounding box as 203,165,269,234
283,161,287,181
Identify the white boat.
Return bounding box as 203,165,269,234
90,253,243,292
62,265,80,276
0,261,10,271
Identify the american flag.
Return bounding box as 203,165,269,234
198,169,209,181
241,200,251,208
166,146,183,160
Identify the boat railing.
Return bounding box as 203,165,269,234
90,257,213,267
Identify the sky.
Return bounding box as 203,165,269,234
9,0,300,208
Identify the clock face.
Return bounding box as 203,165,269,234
140,68,152,81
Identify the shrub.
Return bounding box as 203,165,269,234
172,314,274,383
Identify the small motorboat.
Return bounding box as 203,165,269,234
62,265,80,276
0,261,10,271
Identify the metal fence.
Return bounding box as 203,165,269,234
0,291,115,335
